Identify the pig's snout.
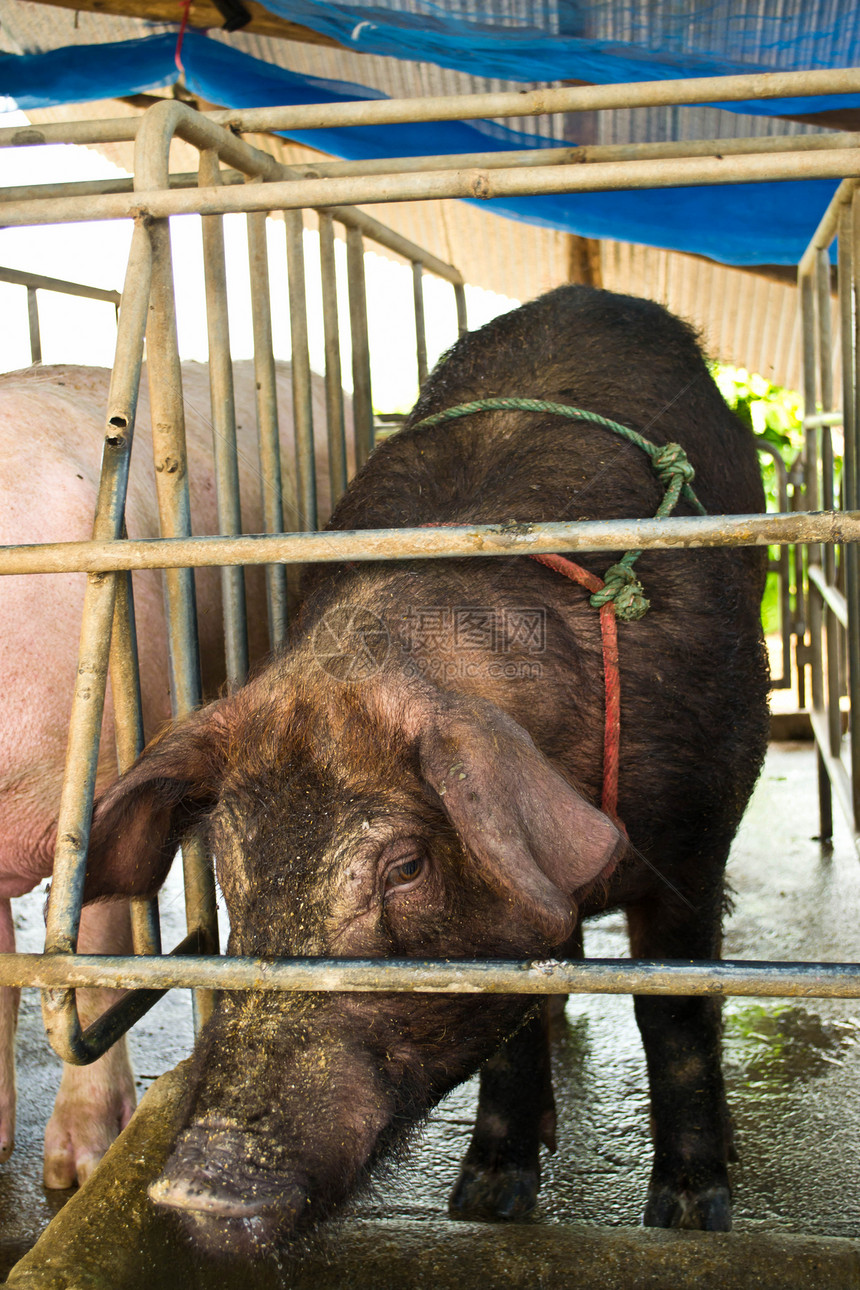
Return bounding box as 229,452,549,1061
149,1123,309,1255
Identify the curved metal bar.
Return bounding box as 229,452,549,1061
5,149,860,229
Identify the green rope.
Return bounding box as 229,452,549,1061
411,397,707,622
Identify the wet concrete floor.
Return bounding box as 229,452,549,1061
3,737,860,1279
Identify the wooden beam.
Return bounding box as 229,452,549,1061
25,0,344,47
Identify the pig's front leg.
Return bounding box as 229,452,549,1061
628,899,733,1231
449,1000,557,1221
0,898,18,1162
43,900,136,1188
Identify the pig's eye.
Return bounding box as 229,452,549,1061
383,853,427,893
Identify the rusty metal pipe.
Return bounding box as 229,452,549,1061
285,209,318,532
318,211,348,504
5,150,860,230
200,151,249,691
2,512,859,578
5,67,860,155
7,131,859,208
11,953,860,1000
40,223,153,1061
412,262,428,388
247,207,289,650
346,226,373,470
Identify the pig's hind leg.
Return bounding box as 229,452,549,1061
43,899,137,1187
448,999,557,1222
0,898,19,1162
627,885,734,1231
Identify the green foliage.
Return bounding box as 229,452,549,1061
712,365,804,480
712,366,807,637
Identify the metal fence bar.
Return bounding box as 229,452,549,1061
454,282,468,337
346,225,374,470
755,440,792,689
2,512,858,578
801,268,824,712
412,261,429,388
110,571,161,956
4,67,860,153
841,197,860,830
247,208,289,651
6,150,860,229
13,953,860,999
200,150,249,691
26,287,41,363
318,211,349,507
816,246,843,764
9,130,859,208
144,217,218,1033
40,222,152,1064
808,565,848,628
285,209,318,533
0,264,121,304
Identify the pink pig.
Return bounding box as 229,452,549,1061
0,360,350,1186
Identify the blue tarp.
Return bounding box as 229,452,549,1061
258,0,860,101
0,30,849,266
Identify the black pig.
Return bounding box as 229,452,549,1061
83,285,769,1255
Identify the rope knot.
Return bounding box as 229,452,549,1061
652,442,695,490
589,563,650,622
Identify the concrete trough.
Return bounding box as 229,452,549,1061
6,1061,860,1290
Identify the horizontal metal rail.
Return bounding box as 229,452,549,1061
0,511,857,576
3,67,860,153
0,265,121,304
3,149,860,229
4,132,859,206
2,954,860,998
804,412,845,428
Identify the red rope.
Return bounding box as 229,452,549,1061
530,552,623,827
175,0,192,74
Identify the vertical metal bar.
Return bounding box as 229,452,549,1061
146,217,218,1031
284,209,318,532
42,222,153,1060
800,269,824,712
318,211,348,504
200,150,249,690
840,198,860,829
246,208,288,650
817,248,842,761
817,749,834,844
111,571,161,955
346,225,374,470
412,261,428,387
454,282,468,337
27,287,41,363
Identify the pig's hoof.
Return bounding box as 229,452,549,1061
449,1163,539,1222
644,1183,731,1231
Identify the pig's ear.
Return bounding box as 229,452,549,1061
416,694,622,946
83,703,227,903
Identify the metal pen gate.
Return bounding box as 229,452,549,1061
0,265,121,364
3,69,860,1079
